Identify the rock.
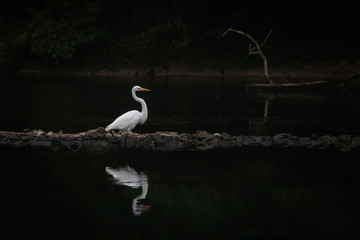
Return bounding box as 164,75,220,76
273,133,292,145
213,133,222,138
164,137,180,150
200,137,219,149
180,133,196,148
262,139,272,147
250,136,263,146
305,140,322,148
221,132,232,140
299,137,311,146
72,132,86,139
86,129,104,138
20,135,29,141
329,136,339,145
319,135,332,145
284,138,299,147
46,131,54,137
196,144,214,151
159,131,178,137
339,134,352,142
52,130,63,137
310,134,320,140
150,133,183,151
31,129,45,137
352,137,360,148
195,130,213,140
96,127,107,134
23,128,31,133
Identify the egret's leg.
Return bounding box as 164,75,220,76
109,130,119,144
124,131,129,148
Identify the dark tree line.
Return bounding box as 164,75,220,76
1,0,360,73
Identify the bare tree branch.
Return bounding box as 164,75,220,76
223,28,274,84
261,30,272,46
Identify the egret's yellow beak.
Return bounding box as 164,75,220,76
140,88,151,92
141,205,151,212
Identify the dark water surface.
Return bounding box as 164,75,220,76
2,75,360,239
3,147,360,239
1,75,360,135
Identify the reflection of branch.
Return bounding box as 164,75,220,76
263,95,273,119
223,28,273,84
264,99,270,119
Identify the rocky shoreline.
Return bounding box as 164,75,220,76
1,127,359,152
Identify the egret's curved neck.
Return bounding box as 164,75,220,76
132,181,149,216
132,89,148,121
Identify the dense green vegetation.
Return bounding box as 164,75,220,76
1,0,360,73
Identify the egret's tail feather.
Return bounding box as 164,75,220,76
105,124,113,131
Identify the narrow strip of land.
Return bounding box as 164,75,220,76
1,128,359,152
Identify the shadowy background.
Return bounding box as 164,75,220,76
1,0,360,74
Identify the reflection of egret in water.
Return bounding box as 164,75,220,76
105,164,150,216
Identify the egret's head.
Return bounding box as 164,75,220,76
133,85,151,92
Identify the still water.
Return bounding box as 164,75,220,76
3,147,360,239
1,75,360,239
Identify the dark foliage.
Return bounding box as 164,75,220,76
1,0,360,73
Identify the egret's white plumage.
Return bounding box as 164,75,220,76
106,110,142,132
106,85,150,133
105,166,148,188
105,165,150,216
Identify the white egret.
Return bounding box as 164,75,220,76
105,85,150,146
